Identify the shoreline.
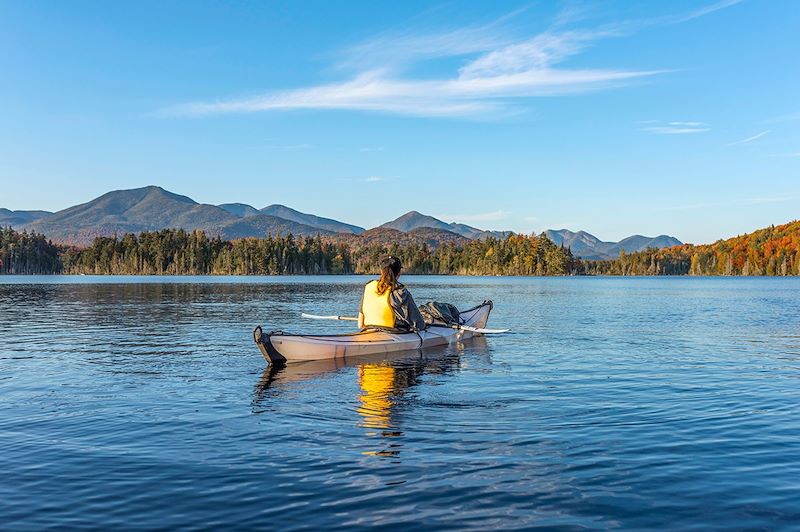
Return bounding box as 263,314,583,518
2,273,798,279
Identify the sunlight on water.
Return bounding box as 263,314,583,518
2,276,799,529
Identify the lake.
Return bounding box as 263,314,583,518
2,276,799,529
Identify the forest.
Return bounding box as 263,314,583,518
580,221,800,276
55,229,577,275
0,227,62,274
2,220,798,276
1,227,576,275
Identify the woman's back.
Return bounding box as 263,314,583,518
360,279,395,328
358,256,426,331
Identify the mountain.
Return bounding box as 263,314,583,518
379,211,511,240
380,211,451,232
219,202,360,237
0,209,52,226
261,204,364,235
21,186,332,245
604,235,683,257
545,229,682,260
583,220,800,276
333,226,469,249
10,186,468,246
543,229,605,258
22,186,234,245
448,222,511,240
25,185,220,229
217,214,335,240
8,185,680,253
217,203,261,217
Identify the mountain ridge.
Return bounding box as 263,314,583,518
7,185,681,254
0,208,53,226
261,204,365,235
21,186,333,245
545,229,682,260
217,203,261,218
380,210,512,240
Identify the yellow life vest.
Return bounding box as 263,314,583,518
361,279,395,327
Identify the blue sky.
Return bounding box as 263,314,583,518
1,0,798,243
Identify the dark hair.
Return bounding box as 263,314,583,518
376,256,402,295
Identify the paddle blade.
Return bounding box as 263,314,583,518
301,313,358,321
459,325,510,334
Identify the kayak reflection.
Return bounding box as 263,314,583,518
253,337,490,457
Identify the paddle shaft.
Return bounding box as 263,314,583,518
301,313,357,321
300,313,508,334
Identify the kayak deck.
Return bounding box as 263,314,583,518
254,300,493,364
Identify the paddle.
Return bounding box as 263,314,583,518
300,313,509,334
301,313,357,322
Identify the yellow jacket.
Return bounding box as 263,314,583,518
360,280,395,327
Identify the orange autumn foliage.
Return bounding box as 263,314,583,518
581,220,800,276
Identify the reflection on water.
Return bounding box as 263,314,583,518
3,276,800,529
358,364,399,430
255,338,491,459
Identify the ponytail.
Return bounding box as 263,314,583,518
376,256,402,295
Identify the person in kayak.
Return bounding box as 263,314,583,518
358,255,426,331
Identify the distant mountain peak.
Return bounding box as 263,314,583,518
0,208,53,226
544,228,682,259
260,204,364,235
379,211,511,240
218,203,261,218
380,211,451,232
140,185,196,204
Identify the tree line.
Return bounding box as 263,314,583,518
0,227,577,275
580,221,800,276
0,227,62,274
3,220,798,276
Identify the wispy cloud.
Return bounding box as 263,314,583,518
359,147,384,152
769,151,800,158
729,130,769,145
337,14,515,73
363,176,385,182
173,62,659,119
642,121,710,134
167,15,655,118
670,0,744,23
435,210,511,223
165,2,739,119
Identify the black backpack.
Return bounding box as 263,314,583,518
419,301,463,325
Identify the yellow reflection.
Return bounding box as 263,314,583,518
357,364,397,430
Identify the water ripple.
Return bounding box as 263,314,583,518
2,276,799,529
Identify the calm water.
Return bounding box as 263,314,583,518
2,276,799,529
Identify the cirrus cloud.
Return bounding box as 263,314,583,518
165,2,741,119
641,121,711,134
729,130,770,145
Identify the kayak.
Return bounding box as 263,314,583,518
253,300,493,364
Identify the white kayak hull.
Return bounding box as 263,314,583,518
253,300,493,364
